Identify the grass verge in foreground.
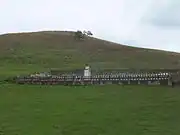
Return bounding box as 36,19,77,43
0,84,180,135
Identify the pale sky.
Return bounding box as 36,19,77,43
1,0,180,52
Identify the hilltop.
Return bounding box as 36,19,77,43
0,31,180,76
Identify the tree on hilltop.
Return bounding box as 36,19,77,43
74,30,84,40
74,30,93,40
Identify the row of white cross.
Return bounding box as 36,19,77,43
56,72,170,78
18,78,168,82
25,72,171,78
18,76,169,81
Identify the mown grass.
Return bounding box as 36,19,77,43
0,84,180,135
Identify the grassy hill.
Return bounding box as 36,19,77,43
0,31,180,76
1,31,180,135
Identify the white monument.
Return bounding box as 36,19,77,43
84,65,91,79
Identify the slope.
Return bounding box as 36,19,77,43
0,31,180,76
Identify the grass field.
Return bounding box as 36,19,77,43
0,84,180,135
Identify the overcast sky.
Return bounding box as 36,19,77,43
1,0,180,52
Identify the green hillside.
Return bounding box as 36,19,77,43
0,31,180,76
1,31,180,135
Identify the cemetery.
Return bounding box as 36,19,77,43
13,65,180,86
